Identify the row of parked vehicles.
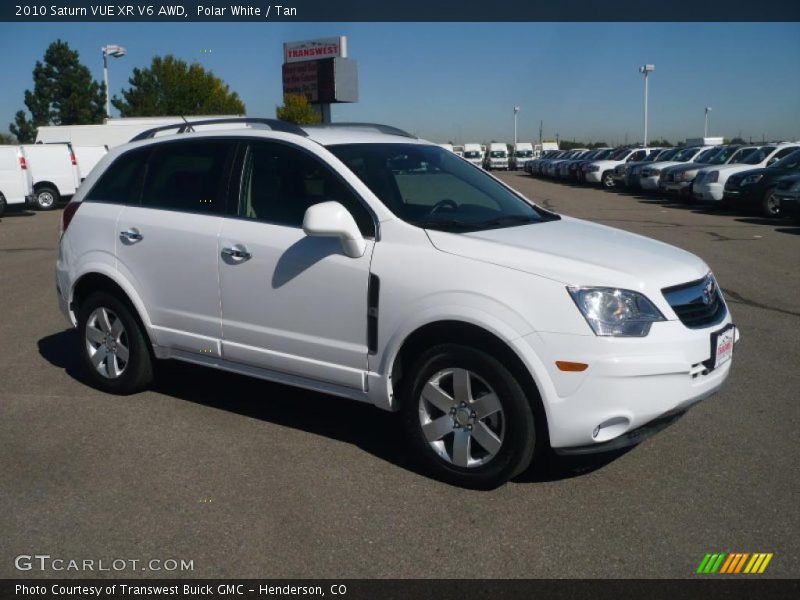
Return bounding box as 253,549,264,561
441,142,542,172
0,143,108,216
523,140,800,221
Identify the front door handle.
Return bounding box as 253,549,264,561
221,245,252,261
120,228,143,243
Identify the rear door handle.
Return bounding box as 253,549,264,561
120,228,143,242
221,245,252,261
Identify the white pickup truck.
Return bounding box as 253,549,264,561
584,147,653,187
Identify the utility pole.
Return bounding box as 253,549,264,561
704,107,712,138
513,106,520,148
539,120,543,144
639,64,655,146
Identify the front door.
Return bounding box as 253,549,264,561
218,140,377,390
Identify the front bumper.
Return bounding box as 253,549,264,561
693,182,724,202
585,171,602,183
641,175,660,190
723,186,759,205
516,316,737,452
664,181,693,195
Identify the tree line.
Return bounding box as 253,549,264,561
6,39,319,143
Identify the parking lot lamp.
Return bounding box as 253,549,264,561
102,45,127,118
639,64,655,146
704,107,712,137
513,106,520,147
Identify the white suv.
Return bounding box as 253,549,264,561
55,119,737,488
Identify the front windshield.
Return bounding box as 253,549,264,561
328,143,558,232
463,151,481,158
743,146,775,165
694,147,721,163
673,147,701,162
490,150,507,158
728,147,756,163
594,149,615,159
610,148,631,160
771,149,800,171
515,150,533,157
707,146,741,165
646,148,674,162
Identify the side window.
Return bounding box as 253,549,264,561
774,147,797,160
239,142,375,236
628,150,646,162
142,140,234,214
85,148,149,204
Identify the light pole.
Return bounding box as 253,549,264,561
639,64,654,146
102,44,126,118
704,107,712,138
513,106,520,147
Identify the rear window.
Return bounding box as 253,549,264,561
85,148,150,205
141,140,234,214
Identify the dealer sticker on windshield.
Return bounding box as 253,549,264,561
714,326,735,369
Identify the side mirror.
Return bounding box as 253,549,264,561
302,201,367,259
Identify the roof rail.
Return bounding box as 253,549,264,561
305,122,417,139
129,118,308,142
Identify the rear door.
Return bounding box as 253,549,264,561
23,145,79,199
115,139,236,356
0,147,27,205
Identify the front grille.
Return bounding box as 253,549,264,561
662,274,727,329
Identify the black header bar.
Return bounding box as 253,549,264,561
2,1,799,22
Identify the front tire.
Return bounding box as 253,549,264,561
761,187,780,218
0,193,6,217
77,291,154,394
401,344,537,489
34,185,59,211
602,171,615,188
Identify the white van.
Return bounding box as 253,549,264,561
485,143,509,171
21,144,82,210
511,142,534,170
73,146,109,181
463,143,484,167
0,146,34,215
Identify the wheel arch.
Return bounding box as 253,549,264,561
70,271,158,353
387,319,550,448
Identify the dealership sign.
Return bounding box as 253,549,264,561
283,37,347,64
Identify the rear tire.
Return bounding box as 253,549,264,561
34,185,59,211
0,193,6,217
77,291,154,395
401,344,537,489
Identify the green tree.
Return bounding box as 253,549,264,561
112,55,245,117
275,93,321,125
730,137,746,145
0,132,17,145
9,39,106,142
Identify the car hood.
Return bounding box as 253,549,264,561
646,160,684,171
589,159,623,168
426,215,708,291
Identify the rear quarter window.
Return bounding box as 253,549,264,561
85,147,150,205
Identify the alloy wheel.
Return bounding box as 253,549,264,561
418,368,505,468
85,307,130,379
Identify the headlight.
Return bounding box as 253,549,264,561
587,165,600,172
707,171,719,183
650,168,662,176
740,173,763,186
568,287,665,337
679,171,696,182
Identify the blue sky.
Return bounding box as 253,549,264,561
0,22,798,144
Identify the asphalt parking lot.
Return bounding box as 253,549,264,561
1,175,798,579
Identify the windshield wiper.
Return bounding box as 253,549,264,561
410,218,478,231
475,215,539,229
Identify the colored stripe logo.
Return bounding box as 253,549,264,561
697,552,773,574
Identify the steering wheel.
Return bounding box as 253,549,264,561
428,199,458,216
